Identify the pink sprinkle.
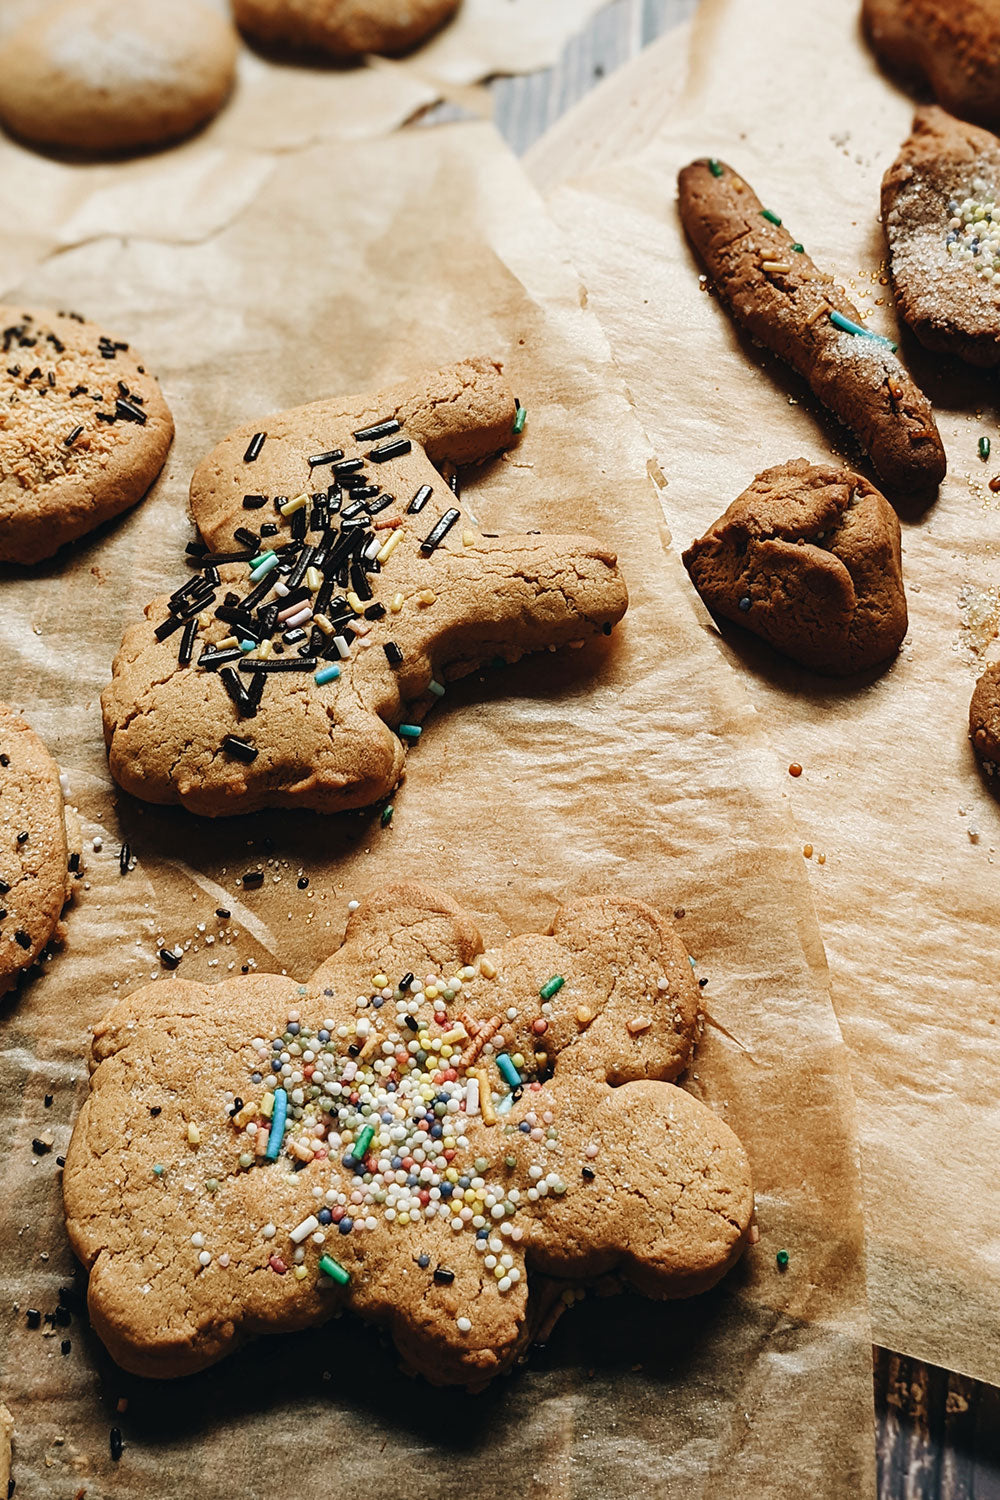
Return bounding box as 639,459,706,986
269,1255,287,1275
585,1143,599,1159
218,1253,230,1268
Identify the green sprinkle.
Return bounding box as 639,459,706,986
205,1177,220,1193
380,803,394,827
398,723,422,741
828,309,897,353
513,405,527,435
474,1157,489,1173
776,1249,790,1269
354,1124,375,1159
318,1254,350,1286
427,679,445,697
152,1164,165,1177
980,436,991,461
760,208,782,226
504,1154,517,1169
540,975,565,1000
791,242,804,253
238,1152,254,1168
708,158,723,177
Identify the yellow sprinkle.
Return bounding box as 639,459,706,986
761,260,792,273
390,593,404,613
576,1005,594,1026
313,614,334,636
373,973,388,988
187,1123,201,1145
445,1167,459,1183
441,1026,467,1045
479,958,497,980
232,1101,257,1128
477,1072,496,1126
440,1045,454,1059
534,1050,548,1065
347,591,365,614
493,1264,504,1279
398,1212,410,1225
818,853,826,865
417,589,436,605
305,567,323,592
377,530,403,565
260,1091,274,1118
807,300,831,326
511,1053,525,1069
197,611,211,628
279,492,308,516
257,638,273,659
803,843,814,859
218,635,238,650
463,530,477,546
294,1264,309,1281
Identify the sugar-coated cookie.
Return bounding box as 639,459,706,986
0,0,238,154
883,106,1000,366
233,0,460,60
63,882,754,1386
683,460,908,676
102,360,628,816
0,702,82,997
0,307,173,565
863,0,1000,132
678,157,947,496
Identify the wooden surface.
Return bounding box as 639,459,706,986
483,1,1000,1495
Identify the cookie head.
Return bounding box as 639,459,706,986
883,106,1000,366
232,0,461,61
101,360,628,816
682,460,908,676
0,702,81,996
63,883,753,1387
0,0,238,154
863,0,1000,132
0,308,173,565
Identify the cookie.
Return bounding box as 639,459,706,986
882,106,1000,366
0,0,238,155
683,460,908,676
102,362,628,816
63,882,754,1385
862,0,1000,132
969,661,1000,773
677,157,947,496
0,702,82,997
0,308,174,565
233,0,460,61
0,1405,11,1498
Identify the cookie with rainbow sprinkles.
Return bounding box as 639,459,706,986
63,883,753,1387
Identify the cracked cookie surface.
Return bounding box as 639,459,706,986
678,157,946,497
0,0,238,154
683,460,908,675
0,307,173,564
63,882,753,1387
863,0,1000,132
883,106,1000,366
103,360,628,816
232,0,460,60
0,701,81,996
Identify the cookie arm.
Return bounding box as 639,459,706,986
677,158,946,494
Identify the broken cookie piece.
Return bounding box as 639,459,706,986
883,106,1000,366
682,459,908,676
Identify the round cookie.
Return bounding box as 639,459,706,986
0,702,81,997
0,307,174,565
233,0,461,60
0,0,238,155
682,459,908,676
862,0,1000,133
882,106,1000,366
970,661,1000,773
63,883,753,1385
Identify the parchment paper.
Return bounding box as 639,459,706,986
535,0,1000,1384
0,122,873,1493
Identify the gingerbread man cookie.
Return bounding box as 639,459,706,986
233,0,460,61
0,702,82,997
882,106,1000,366
102,360,628,816
0,308,173,565
863,0,1000,133
0,0,238,155
678,157,947,496
683,460,908,675
63,883,754,1386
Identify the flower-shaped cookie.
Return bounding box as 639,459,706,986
102,359,628,816
63,883,754,1388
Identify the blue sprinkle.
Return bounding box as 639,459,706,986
496,1053,522,1089
318,1208,333,1225
265,1088,288,1160
418,1253,431,1268
338,1218,354,1234
738,596,751,613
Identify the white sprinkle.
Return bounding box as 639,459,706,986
289,1214,320,1244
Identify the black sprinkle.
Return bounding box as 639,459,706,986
154,614,185,643
242,493,267,509
383,641,404,667
16,830,28,844
433,1266,455,1285
364,602,386,621
367,437,411,463
26,1308,41,1329
353,417,400,442
0,756,9,768
399,972,414,990
404,1015,419,1032
68,851,80,873
60,1339,71,1356
198,647,243,671
233,526,259,548
237,656,316,673
178,619,197,666
159,947,180,970
308,447,344,467
64,424,84,447
602,622,613,636
347,1043,360,1058
115,397,147,425
243,431,266,463
448,471,461,498
242,869,264,889
149,1106,162,1116
420,508,460,554
582,1165,596,1180
221,667,253,717
119,843,132,875
185,540,207,558
699,977,709,989
31,1136,51,1154
110,1427,124,1462
55,1304,71,1327
44,1093,53,1107
297,876,309,889
15,930,32,950
222,734,258,763
215,908,231,919
332,458,364,477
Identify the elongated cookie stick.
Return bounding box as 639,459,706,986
677,157,947,495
